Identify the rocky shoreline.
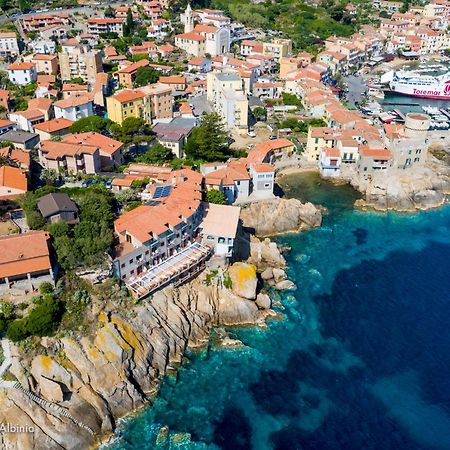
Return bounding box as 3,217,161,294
0,201,322,450
277,154,450,213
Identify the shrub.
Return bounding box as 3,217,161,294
39,282,54,295
7,319,28,342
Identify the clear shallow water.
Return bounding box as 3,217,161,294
107,174,450,450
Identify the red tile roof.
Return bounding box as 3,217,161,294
0,231,52,278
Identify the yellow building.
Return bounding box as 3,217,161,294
206,71,248,130
106,89,151,125
106,84,174,125
305,127,335,162
263,39,292,63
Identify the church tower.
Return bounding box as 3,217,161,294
183,3,194,33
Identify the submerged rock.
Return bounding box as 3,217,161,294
275,280,296,290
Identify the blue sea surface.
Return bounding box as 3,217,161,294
107,174,450,450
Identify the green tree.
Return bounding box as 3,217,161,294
26,296,63,337
70,116,112,133
206,189,227,204
253,107,267,120
184,113,230,162
123,8,135,37
6,320,28,342
282,93,303,108
69,77,85,85
137,143,173,164
134,66,160,87
104,5,115,17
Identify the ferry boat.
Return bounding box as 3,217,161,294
388,70,450,100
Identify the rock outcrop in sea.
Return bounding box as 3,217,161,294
333,153,450,212
0,240,289,450
240,198,322,236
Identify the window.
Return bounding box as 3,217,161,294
129,258,134,264
414,157,420,162
264,183,270,188
408,150,412,155
121,263,125,268
416,149,421,154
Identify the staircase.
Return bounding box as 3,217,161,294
12,382,94,436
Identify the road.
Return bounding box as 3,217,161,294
343,75,367,108
0,0,132,26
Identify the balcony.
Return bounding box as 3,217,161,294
126,242,213,299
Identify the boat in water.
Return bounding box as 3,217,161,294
387,70,450,100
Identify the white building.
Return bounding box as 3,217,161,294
200,203,240,259
7,62,37,85
87,18,125,37
53,96,93,121
319,146,341,177
30,40,56,54
206,71,249,130
0,32,20,58
248,163,275,198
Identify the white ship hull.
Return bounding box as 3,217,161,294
389,72,450,99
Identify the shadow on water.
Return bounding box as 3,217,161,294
277,171,362,217
212,406,252,450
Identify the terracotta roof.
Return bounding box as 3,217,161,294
0,231,52,278
63,132,122,155
193,24,219,33
0,165,27,192
359,146,391,159
54,95,92,109
159,75,186,85
62,83,88,92
8,62,35,71
0,119,14,128
0,147,30,168
322,146,340,157
247,138,294,163
40,140,98,159
118,59,149,74
205,164,250,185
114,169,203,243
111,89,146,103
33,118,73,133
250,163,274,173
32,53,57,61
176,31,206,41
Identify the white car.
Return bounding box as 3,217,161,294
247,130,256,138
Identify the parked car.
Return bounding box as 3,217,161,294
269,135,277,140
247,130,256,138
81,179,96,188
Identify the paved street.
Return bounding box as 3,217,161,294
343,75,367,107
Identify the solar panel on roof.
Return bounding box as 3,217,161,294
161,186,171,197
153,186,164,199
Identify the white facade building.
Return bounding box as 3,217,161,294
7,62,37,85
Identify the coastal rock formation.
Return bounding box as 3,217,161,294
240,198,322,237
348,158,450,212
247,236,286,271
228,262,257,300
0,266,273,450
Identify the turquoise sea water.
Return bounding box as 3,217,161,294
107,174,450,450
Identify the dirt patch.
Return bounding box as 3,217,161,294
0,220,19,237
230,123,271,150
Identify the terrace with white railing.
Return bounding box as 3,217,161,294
126,241,212,299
